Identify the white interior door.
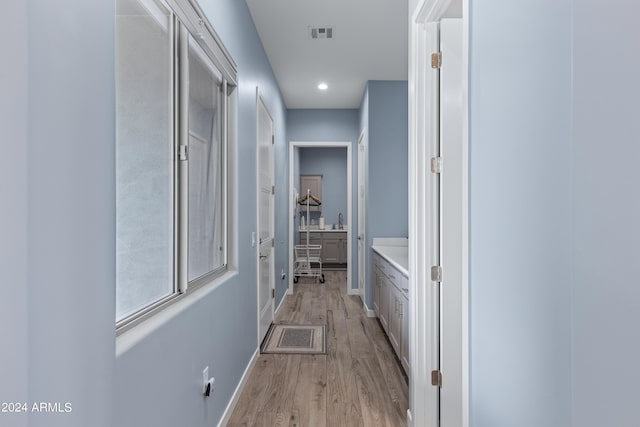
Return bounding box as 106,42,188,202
429,21,443,425
439,19,464,427
409,20,442,427
358,132,366,295
257,92,274,344
410,10,467,427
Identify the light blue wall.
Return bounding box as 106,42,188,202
287,109,359,289
572,2,640,426
0,3,28,427
115,1,288,426
20,1,116,426
288,109,360,143
299,147,348,227
360,81,408,308
469,1,573,426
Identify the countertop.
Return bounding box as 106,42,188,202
299,227,348,233
371,238,408,277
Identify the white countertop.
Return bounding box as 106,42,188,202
372,238,408,277
299,227,348,233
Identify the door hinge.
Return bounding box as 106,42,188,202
431,52,442,69
272,288,275,299
431,370,442,387
272,134,275,145
431,266,442,283
271,239,275,247
179,145,188,161
272,185,275,195
430,157,442,173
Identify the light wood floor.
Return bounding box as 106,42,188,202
228,271,408,427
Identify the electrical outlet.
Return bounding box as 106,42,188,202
281,269,286,280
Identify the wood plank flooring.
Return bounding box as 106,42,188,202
228,271,408,427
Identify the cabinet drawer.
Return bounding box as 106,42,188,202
373,253,390,277
396,273,409,295
300,234,321,245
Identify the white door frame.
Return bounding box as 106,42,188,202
357,130,366,298
288,141,353,296
256,88,275,345
409,1,469,426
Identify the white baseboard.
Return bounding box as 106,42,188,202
274,291,286,317
362,301,378,317
217,347,259,427
361,298,376,318
407,409,413,427
347,287,361,296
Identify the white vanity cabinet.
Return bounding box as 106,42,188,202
373,249,409,376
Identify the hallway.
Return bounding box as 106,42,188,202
228,272,408,426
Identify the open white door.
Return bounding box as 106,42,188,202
408,19,441,427
257,90,275,345
439,18,464,427
357,131,366,297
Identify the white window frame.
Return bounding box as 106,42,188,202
115,0,237,333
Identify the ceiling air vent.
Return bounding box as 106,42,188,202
309,26,334,40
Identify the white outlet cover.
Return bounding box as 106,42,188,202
202,366,209,393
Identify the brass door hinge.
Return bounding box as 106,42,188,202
272,185,275,195
271,288,275,299
431,157,442,173
431,52,442,69
431,370,442,387
431,266,442,283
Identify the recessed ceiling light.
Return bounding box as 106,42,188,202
317,83,328,90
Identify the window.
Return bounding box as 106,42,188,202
115,0,236,329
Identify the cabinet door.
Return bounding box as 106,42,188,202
379,275,389,332
388,285,402,355
339,236,347,264
400,293,410,375
373,267,381,314
322,237,340,263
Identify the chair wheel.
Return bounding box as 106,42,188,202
293,276,298,283
319,274,325,283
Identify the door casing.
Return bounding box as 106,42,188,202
256,88,275,345
357,131,366,297
287,141,353,298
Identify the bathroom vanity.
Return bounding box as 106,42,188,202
372,238,409,375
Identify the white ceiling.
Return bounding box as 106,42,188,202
246,0,408,109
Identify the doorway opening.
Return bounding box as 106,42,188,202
288,141,354,298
